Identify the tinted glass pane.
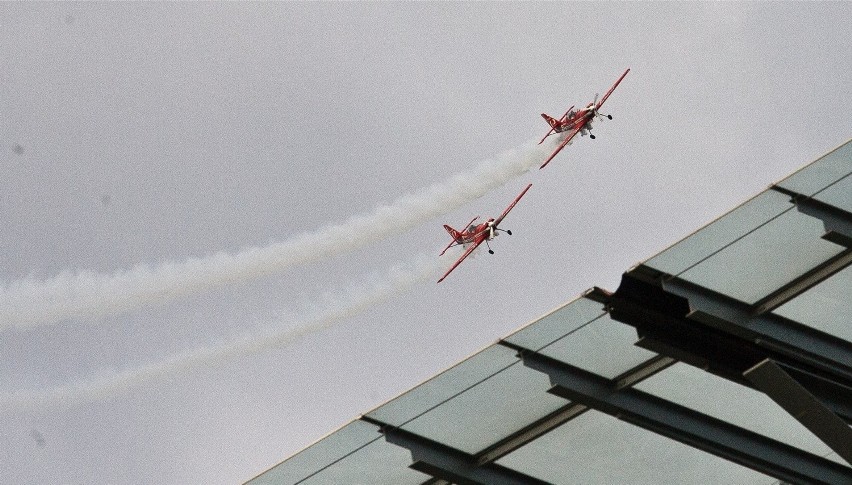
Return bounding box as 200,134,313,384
774,264,852,343
400,359,567,453
678,207,845,303
366,345,518,427
249,420,380,484
635,363,835,457
505,297,606,351
301,438,430,485
811,172,852,212
496,410,771,484
646,191,792,277
778,139,852,198
538,314,657,379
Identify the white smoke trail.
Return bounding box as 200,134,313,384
1,253,446,411
0,136,559,330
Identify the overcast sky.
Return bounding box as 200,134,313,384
2,3,851,484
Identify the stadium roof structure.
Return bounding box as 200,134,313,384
248,139,852,485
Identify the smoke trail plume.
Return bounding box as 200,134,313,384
0,136,559,330
1,253,445,411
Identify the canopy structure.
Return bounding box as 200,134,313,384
248,140,852,485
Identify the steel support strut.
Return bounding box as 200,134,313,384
743,359,852,464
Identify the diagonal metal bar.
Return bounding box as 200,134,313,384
519,350,852,485
362,416,551,485
743,359,852,465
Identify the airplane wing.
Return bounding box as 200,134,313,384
439,235,458,256
494,183,533,227
437,237,484,283
597,68,630,110
539,124,582,169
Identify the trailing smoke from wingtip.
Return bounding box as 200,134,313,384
1,252,451,411
0,137,560,331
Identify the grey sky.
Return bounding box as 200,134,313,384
2,3,851,484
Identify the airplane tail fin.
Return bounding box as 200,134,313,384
440,225,461,255
541,113,560,129
443,225,461,241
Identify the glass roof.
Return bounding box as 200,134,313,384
676,206,845,304
247,420,429,485
369,345,567,454
777,140,852,201
249,139,852,484
495,409,773,485
646,190,793,278
634,363,839,460
532,312,657,379
774,264,852,342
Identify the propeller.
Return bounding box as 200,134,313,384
592,93,603,119
591,92,613,124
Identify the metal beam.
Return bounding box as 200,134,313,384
750,249,852,315
657,267,851,381
519,351,852,485
600,267,852,423
634,334,852,425
612,354,677,389
473,352,676,467
743,359,852,465
474,403,588,466
362,417,550,485
420,479,450,485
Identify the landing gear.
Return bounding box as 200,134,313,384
607,114,613,120
590,134,596,139
507,230,512,235
488,249,494,254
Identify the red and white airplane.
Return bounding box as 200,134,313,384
538,68,630,169
438,184,532,283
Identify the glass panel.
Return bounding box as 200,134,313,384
538,314,657,379
678,207,845,304
778,139,852,198
301,438,430,485
635,363,836,458
504,297,606,351
773,264,852,343
496,410,771,485
248,420,382,484
646,191,793,277
366,344,518,427
811,172,852,212
400,359,568,454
